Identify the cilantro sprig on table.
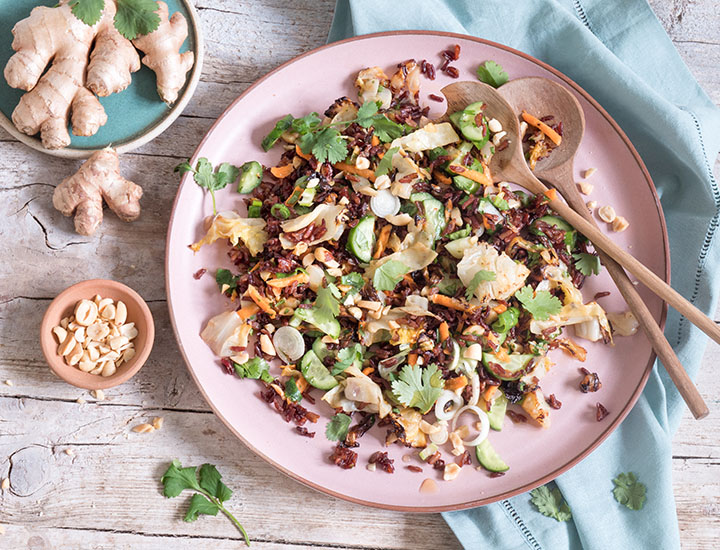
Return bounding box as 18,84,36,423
69,0,161,39
514,286,563,320
573,252,601,277
161,460,250,545
476,60,509,88
175,158,240,215
530,484,572,522
391,363,444,414
464,269,496,300
612,472,647,510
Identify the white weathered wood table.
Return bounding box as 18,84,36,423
1,1,718,548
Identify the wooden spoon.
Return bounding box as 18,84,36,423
497,77,708,419
440,81,720,352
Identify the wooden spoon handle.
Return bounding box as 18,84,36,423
550,198,720,348
548,180,708,419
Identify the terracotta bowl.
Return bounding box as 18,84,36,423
40,279,155,390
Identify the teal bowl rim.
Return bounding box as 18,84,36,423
0,0,204,159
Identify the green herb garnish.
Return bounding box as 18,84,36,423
175,158,239,215
391,363,444,414
284,378,302,402
514,286,563,320
325,413,352,442
372,260,409,291
233,357,273,384
70,0,160,39
374,146,400,177
331,343,365,375
476,60,509,88
572,252,601,276
464,269,496,300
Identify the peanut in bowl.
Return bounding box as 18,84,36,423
40,279,155,390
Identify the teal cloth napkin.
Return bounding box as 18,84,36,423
328,1,720,548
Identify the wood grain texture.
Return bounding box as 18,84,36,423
0,0,718,548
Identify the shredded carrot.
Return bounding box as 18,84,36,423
373,224,392,259
544,188,557,202
295,144,311,160
245,285,276,318
333,162,376,182
371,135,380,146
270,164,294,179
493,304,507,315
431,294,467,311
445,375,468,391
495,347,510,363
439,321,450,342
236,303,260,320
295,375,309,394
521,110,562,146
362,367,375,376
408,353,418,366
285,185,304,206
266,272,309,288
482,215,493,230
433,170,452,186
448,164,492,186
483,385,498,403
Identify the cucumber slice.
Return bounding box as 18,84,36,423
346,215,376,263
475,439,509,472
449,102,490,146
482,352,534,381
300,350,338,390
312,337,331,361
531,215,576,249
488,393,508,431
237,161,263,194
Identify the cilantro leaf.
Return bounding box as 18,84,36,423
316,284,340,316
356,101,380,127
161,459,201,497
332,343,364,375
176,157,240,215
340,272,365,294
438,278,462,296
573,252,601,277
215,269,239,295
233,357,273,384
464,269,496,300
391,363,444,414
262,114,293,151
374,146,400,177
530,485,572,522
612,472,646,510
161,460,249,545
184,493,219,522
198,464,232,503
69,0,105,26
325,413,352,441
114,0,161,40
476,61,509,88
373,260,409,291
515,286,562,320
284,378,303,402
371,115,406,142
291,112,322,135
300,127,347,164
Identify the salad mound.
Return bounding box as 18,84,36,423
190,60,615,480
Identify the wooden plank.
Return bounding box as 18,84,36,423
0,396,460,550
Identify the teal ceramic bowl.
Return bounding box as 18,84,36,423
0,0,203,158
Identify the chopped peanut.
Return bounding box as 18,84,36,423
577,180,594,195
611,216,629,232
597,205,616,223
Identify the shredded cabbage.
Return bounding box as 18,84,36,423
279,204,346,249
191,212,268,256
457,242,530,302
200,310,251,357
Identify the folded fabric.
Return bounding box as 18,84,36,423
328,1,720,548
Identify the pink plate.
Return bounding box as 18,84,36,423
166,31,668,511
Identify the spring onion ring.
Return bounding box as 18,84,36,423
435,389,463,421
451,405,490,446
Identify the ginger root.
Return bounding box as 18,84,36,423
4,0,193,150
133,2,195,104
53,149,142,236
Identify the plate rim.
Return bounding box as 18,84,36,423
0,0,204,160
165,30,670,513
